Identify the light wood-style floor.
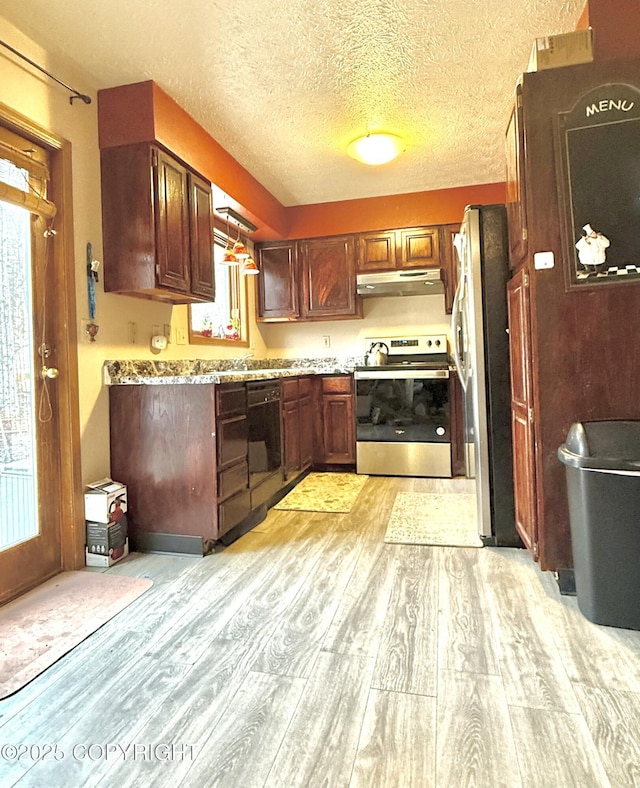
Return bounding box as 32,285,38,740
1,475,640,788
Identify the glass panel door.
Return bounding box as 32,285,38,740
0,167,38,550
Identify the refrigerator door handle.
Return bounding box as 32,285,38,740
451,281,467,392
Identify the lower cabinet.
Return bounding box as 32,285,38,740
109,373,358,553
109,381,250,552
281,376,314,481
318,376,356,464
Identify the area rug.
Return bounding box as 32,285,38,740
274,472,368,513
0,570,152,699
383,492,483,547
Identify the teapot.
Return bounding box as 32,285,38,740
366,341,389,366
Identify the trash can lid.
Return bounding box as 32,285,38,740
558,421,640,471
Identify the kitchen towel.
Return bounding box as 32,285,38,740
274,472,368,513
384,492,482,547
0,570,152,699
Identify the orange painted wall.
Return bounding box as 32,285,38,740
97,81,288,239
286,182,506,239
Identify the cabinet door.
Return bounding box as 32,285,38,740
282,399,301,479
299,393,314,470
505,84,528,268
440,223,460,314
256,242,300,320
154,148,190,293
398,227,441,269
357,230,397,272
507,270,538,558
300,236,360,319
320,377,355,464
322,395,355,463
188,172,215,300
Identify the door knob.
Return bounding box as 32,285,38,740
40,365,59,379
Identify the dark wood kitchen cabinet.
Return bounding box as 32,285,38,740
357,230,398,271
440,222,460,314
505,58,640,573
357,226,442,272
101,142,214,303
507,269,537,558
256,241,299,320
281,376,314,480
109,381,248,553
256,236,362,322
318,375,355,464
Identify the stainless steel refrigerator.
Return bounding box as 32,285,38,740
451,204,520,546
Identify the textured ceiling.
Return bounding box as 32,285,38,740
1,0,584,206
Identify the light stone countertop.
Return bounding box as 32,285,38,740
103,356,362,385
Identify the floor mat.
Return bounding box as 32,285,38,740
383,492,482,547
274,472,368,513
0,570,152,699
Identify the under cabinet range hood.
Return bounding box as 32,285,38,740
356,268,445,298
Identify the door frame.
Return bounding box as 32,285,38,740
0,101,84,598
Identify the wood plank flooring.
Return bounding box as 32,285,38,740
1,475,640,787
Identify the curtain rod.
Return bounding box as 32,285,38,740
0,39,92,105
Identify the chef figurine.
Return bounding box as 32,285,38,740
575,223,610,273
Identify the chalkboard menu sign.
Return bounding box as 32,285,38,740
556,83,640,287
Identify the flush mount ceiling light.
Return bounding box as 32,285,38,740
347,132,405,166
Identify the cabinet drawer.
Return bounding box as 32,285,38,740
216,384,247,418
280,378,300,402
218,460,248,502
321,375,353,394
218,489,251,538
298,376,313,397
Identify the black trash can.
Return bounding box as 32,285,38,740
558,421,640,629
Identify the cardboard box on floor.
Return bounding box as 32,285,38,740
84,478,127,524
85,519,129,567
85,539,129,568
527,28,593,72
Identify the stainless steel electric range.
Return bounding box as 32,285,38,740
354,333,452,477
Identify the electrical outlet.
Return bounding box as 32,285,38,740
322,335,331,348
163,323,172,343
152,324,161,337
176,328,188,345
128,322,137,344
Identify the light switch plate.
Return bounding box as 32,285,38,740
534,251,555,270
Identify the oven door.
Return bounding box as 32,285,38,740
354,368,452,477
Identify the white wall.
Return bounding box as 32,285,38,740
257,293,450,359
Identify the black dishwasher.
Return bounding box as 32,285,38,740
246,380,284,509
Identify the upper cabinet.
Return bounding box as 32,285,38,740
256,241,300,320
299,235,360,319
505,83,528,269
397,226,441,269
101,143,214,304
357,226,441,271
256,235,362,322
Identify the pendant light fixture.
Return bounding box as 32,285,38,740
242,256,260,275
220,211,239,266
347,132,405,166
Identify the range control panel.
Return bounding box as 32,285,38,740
365,334,448,357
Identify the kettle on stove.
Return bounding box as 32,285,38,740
366,341,389,366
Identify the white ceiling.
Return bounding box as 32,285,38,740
2,0,584,207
